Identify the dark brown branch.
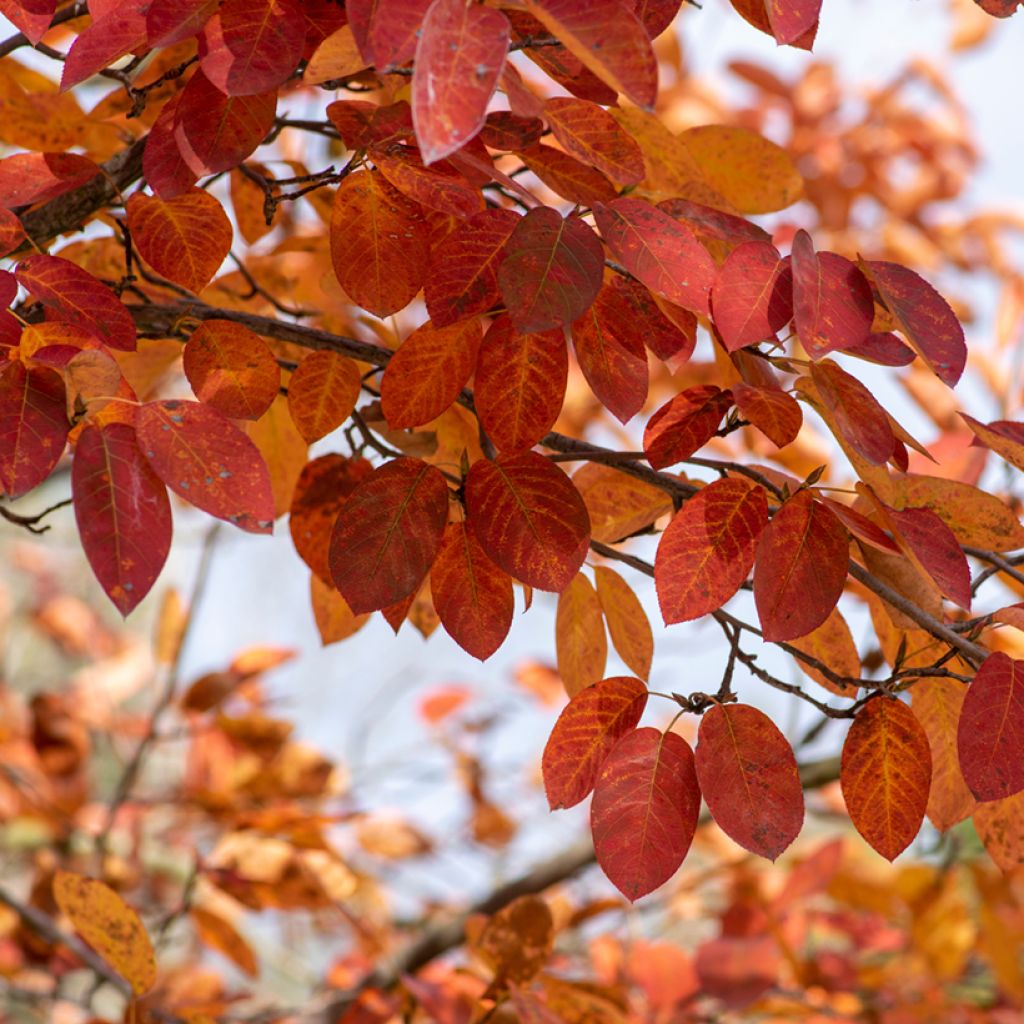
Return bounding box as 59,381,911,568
0,497,71,534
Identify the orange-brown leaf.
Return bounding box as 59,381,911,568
287,350,362,443
556,572,608,697
543,97,644,185
595,565,653,680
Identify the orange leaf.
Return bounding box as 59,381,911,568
695,703,804,859
732,381,802,448
542,97,645,185
381,318,481,429
643,385,731,469
287,350,362,444
655,476,767,624
430,521,514,661
957,651,1024,802
126,189,233,294
192,906,258,978
840,698,931,860
310,572,370,645
542,675,648,809
52,870,156,996
753,489,848,642
476,895,554,986
590,728,701,900
411,0,510,164
183,319,280,420
464,451,590,592
372,144,483,219
786,606,860,696
328,457,450,613
518,143,618,207
594,565,653,680
973,790,1024,874
573,461,672,544
556,572,608,697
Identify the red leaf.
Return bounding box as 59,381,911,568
975,0,1021,14
571,280,649,424
732,381,801,448
424,208,519,327
643,385,731,469
523,0,658,108
791,231,873,358
61,4,148,91
143,94,199,200
173,70,277,175
287,351,362,444
327,99,413,149
655,476,767,623
411,0,509,164
591,728,701,900
820,498,900,554
766,0,822,43
0,361,67,498
711,241,792,352
753,489,848,641
464,451,590,591
542,676,648,809
182,319,280,420
613,276,695,365
658,197,772,248
594,199,715,315
328,457,450,614
885,504,972,610
809,359,894,465
430,521,514,660
844,331,915,367
137,399,275,533
861,260,966,387
146,0,219,47
198,0,305,95
371,145,481,220
841,698,931,860
695,703,804,859
0,209,25,257
475,315,567,453
72,423,172,616
634,0,685,37
380,318,481,429
498,207,604,332
349,0,431,68
542,97,645,185
958,651,1024,802
126,188,233,294
329,170,429,318
0,152,99,209
961,415,1024,473
518,144,618,207
16,255,136,351
289,454,373,583
480,112,544,150
0,0,55,43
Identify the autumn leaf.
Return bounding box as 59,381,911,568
0,360,68,499
711,241,793,352
594,566,653,680
555,572,608,697
542,97,645,185
287,351,362,444
643,386,732,470
732,382,802,448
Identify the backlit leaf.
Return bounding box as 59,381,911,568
349,0,431,68
182,319,280,421
381,318,481,429
465,451,590,592
643,385,731,469
475,314,567,453
841,697,931,860
787,606,860,696
498,207,604,332
0,0,55,43
329,169,429,318
372,144,483,220
430,521,514,661
245,394,307,518
0,207,24,256
711,242,792,352
884,503,972,610
311,572,370,645
287,350,361,444
695,703,804,860
810,359,894,465
328,457,450,614
173,70,277,175
594,198,715,315
72,423,172,616
556,572,608,697
144,93,199,200
137,399,275,533
290,454,373,584
542,675,648,809
303,24,365,85
753,489,848,642
591,728,701,900
424,208,519,327
732,381,802,448
53,870,156,996
518,143,618,207
678,124,803,214
543,97,645,184
412,0,509,164
957,651,1024,802
573,461,672,544
571,279,649,424
126,188,233,294
655,476,767,623
791,231,874,358
862,260,966,387
61,5,147,91
973,791,1024,874
146,0,219,46
16,255,136,351
766,0,822,43
595,565,653,680
0,360,67,498
961,415,1024,474
912,677,976,833
192,906,258,978
523,0,658,107
198,0,305,96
